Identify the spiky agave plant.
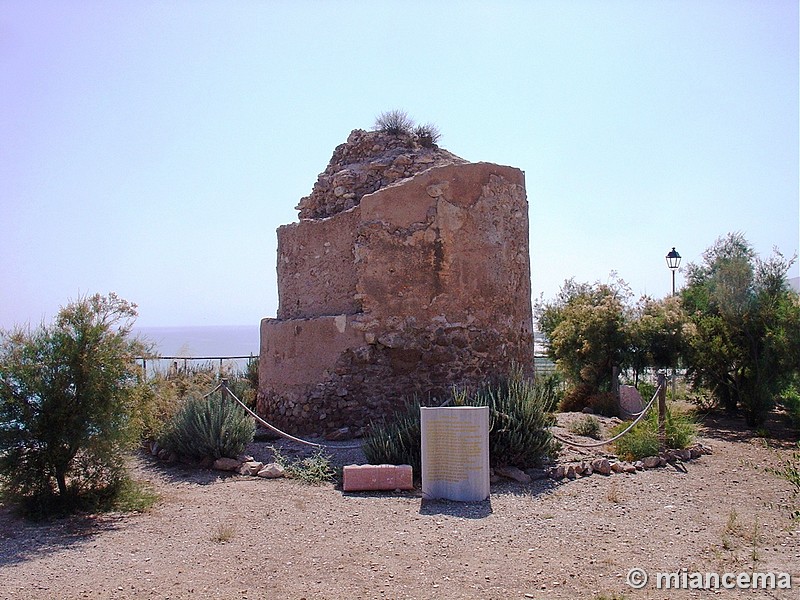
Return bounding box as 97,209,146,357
159,395,254,460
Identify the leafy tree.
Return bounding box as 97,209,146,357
627,295,687,385
0,293,148,513
681,233,800,425
536,276,631,401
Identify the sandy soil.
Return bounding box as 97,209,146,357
1,413,798,600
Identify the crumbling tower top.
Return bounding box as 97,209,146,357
295,128,467,220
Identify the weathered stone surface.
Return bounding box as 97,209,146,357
591,458,612,475
295,129,466,221
258,130,533,434
238,461,264,476
618,385,644,418
257,463,285,479
495,465,532,484
342,464,414,492
642,456,661,469
213,457,241,472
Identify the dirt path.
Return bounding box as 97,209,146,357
1,414,798,600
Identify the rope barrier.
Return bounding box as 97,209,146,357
207,381,364,450
206,379,664,453
550,383,662,449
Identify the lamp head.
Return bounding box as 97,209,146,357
666,247,681,270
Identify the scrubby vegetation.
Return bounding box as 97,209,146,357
536,232,800,428
0,294,153,516
611,405,697,461
137,360,257,442
373,109,442,146
270,445,335,485
158,394,254,461
361,397,425,475
363,373,558,472
569,414,602,439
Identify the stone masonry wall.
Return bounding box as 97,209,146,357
258,130,533,435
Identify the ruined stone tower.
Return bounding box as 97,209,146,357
257,128,533,434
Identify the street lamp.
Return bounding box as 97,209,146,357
666,247,681,296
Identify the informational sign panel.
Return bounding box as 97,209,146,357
420,406,490,502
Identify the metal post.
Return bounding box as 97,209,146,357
657,371,667,452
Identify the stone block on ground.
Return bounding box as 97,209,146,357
213,457,241,472
342,464,414,492
257,463,285,479
591,458,612,475
642,456,661,469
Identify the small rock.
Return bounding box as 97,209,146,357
581,406,594,414
566,465,577,479
591,458,612,475
549,465,566,480
213,457,241,472
634,461,644,471
642,456,661,469
678,448,692,461
662,450,678,463
257,463,285,479
495,465,532,484
610,462,624,473
689,447,702,459
238,461,265,476
622,463,637,474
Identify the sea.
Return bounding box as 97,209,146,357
132,325,259,375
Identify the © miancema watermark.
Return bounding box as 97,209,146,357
626,567,793,591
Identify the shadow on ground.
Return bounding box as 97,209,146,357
699,410,798,448
0,507,122,569
419,497,493,518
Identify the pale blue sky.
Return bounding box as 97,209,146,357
1,1,797,328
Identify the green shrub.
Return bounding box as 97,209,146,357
362,398,425,475
569,415,602,439
373,109,415,136
141,363,257,440
159,395,254,461
779,380,800,429
612,405,697,461
363,374,558,471
0,293,149,516
271,446,335,485
457,376,558,468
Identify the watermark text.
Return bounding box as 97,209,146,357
626,567,793,591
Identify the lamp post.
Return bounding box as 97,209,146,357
666,247,681,296
665,247,682,404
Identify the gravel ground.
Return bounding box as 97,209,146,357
1,412,798,600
